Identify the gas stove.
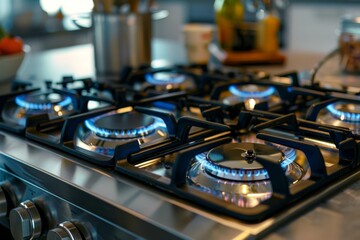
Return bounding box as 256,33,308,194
0,65,359,240
116,109,357,222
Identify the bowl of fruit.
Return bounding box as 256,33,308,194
0,26,29,82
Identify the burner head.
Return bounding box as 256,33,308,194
15,92,72,110
204,142,283,181
85,112,157,138
145,72,186,85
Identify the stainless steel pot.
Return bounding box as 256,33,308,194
72,11,168,79
92,12,152,77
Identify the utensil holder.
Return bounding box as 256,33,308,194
92,12,152,78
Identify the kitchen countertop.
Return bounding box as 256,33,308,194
14,40,360,240
16,39,187,84
16,39,327,83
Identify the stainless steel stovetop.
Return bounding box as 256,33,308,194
1,128,360,240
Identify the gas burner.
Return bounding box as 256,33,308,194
188,142,305,207
145,72,186,85
317,101,360,134
241,135,297,167
134,70,196,92
197,142,293,181
84,111,158,138
2,91,75,127
74,109,168,156
229,85,276,99
15,92,72,110
327,102,360,122
222,84,279,110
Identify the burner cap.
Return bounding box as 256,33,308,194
15,92,72,110
85,112,157,138
205,142,283,181
145,72,186,85
326,102,360,122
229,84,275,99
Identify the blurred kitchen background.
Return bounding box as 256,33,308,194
1,0,360,54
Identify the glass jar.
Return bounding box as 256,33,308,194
339,16,360,74
256,0,280,53
214,0,256,51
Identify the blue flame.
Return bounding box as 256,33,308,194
269,143,297,168
229,85,275,99
84,114,164,138
15,94,72,110
279,148,297,168
152,101,177,111
145,72,185,85
195,153,269,179
327,103,360,122
195,146,297,179
94,146,115,156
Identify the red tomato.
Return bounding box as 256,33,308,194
0,36,23,55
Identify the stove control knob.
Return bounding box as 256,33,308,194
47,221,84,240
9,200,42,240
0,186,8,218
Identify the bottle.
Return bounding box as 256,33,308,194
214,0,256,51
256,0,280,53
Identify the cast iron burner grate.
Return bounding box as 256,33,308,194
115,110,358,222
